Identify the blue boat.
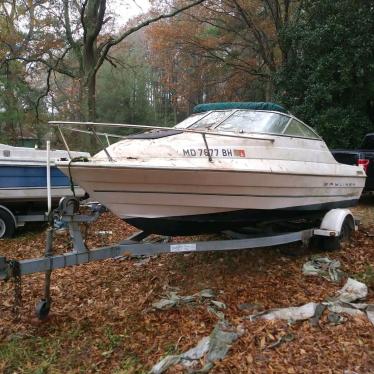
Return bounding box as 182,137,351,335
0,143,88,213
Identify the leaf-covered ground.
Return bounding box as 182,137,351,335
0,200,374,373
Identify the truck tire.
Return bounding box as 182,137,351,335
321,216,353,251
0,208,16,238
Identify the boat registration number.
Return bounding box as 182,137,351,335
182,148,246,157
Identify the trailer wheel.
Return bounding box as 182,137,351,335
35,299,51,320
321,216,354,251
0,208,16,238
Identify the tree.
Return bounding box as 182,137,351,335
0,0,49,143
1,0,207,122
96,31,168,126
275,0,374,148
146,0,303,116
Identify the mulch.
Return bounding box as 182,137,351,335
0,212,373,373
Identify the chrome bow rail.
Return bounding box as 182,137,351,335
49,120,274,162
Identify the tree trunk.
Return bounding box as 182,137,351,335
4,63,19,143
83,41,97,122
78,78,85,121
87,73,96,121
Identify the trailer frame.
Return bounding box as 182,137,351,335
0,197,357,320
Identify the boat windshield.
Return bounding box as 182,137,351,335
175,110,233,130
217,111,289,134
216,110,319,139
174,113,207,129
174,109,319,139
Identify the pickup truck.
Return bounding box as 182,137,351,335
332,133,374,191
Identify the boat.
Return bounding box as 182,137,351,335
0,143,89,213
53,102,366,235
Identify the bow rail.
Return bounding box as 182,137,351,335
49,120,275,162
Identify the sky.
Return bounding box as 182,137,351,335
112,0,151,26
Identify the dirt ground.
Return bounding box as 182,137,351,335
0,198,373,373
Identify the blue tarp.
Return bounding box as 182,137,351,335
193,102,287,114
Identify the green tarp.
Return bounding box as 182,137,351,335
193,102,287,114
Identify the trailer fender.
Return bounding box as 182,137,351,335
316,209,355,237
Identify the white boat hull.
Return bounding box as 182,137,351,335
54,114,365,235
58,160,364,234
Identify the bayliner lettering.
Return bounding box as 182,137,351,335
324,182,356,187
182,148,246,157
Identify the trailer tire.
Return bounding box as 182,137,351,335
321,216,354,251
0,208,16,238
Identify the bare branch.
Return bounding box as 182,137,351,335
2,46,77,79
232,0,276,72
95,0,206,75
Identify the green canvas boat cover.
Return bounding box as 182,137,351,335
193,102,287,114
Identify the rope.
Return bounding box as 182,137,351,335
67,156,89,197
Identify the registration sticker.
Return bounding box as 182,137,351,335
170,243,197,253
234,149,246,157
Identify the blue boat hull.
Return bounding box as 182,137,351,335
0,165,82,213
0,165,71,189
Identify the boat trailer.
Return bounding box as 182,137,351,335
0,197,356,320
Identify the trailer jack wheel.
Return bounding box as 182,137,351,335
36,299,51,320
